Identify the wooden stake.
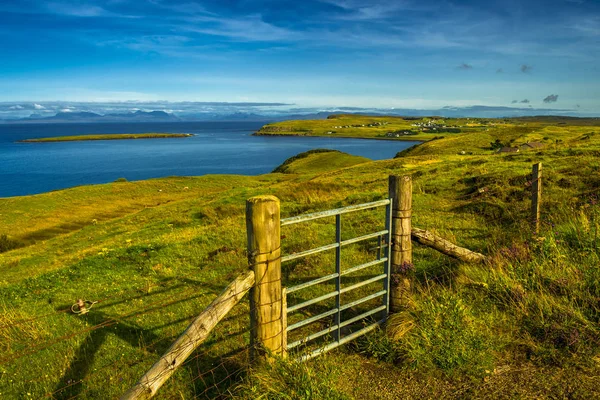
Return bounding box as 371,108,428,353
389,175,412,312
246,195,284,360
120,270,255,400
531,163,542,234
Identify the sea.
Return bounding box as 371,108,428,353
0,121,419,197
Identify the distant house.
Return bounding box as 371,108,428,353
519,142,545,151
498,147,519,153
385,130,415,138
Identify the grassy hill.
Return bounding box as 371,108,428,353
272,149,370,174
1,116,600,398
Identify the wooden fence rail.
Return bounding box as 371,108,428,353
121,270,255,400
122,168,544,398
411,228,487,264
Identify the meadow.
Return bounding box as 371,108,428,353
1,115,600,399
254,114,489,141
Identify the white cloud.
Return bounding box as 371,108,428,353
182,14,297,42
45,2,108,17
9,105,24,110
321,0,415,21
33,103,45,110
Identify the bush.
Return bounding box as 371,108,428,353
490,139,508,150
0,234,21,253
402,293,495,377
233,358,348,399
114,177,128,182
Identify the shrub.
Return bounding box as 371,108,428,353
233,358,348,399
0,234,21,253
401,293,495,377
352,325,405,363
114,177,128,182
490,139,508,150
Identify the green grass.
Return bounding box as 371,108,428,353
19,133,193,142
1,116,600,398
272,149,370,174
254,114,455,141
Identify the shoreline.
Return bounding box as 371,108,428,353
252,131,427,142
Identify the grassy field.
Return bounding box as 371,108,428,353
254,114,498,142
1,115,600,398
20,133,193,142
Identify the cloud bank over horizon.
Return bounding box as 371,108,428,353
0,0,598,113
0,101,595,121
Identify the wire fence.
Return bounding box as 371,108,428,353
0,166,550,399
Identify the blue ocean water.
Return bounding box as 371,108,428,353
0,121,419,197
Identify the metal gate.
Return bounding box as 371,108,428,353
280,199,393,361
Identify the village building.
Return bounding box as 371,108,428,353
498,147,520,153
519,142,545,151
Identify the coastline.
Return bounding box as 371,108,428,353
252,131,427,142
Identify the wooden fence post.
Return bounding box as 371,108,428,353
388,175,413,312
246,195,285,360
531,163,542,234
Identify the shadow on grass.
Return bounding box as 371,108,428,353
51,278,251,399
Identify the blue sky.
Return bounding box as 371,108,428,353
0,0,598,114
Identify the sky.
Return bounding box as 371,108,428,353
0,0,598,116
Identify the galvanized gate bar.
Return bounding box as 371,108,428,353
287,305,387,350
340,230,389,246
288,326,336,349
282,198,394,361
296,319,385,362
287,290,339,313
282,242,339,263
287,288,387,334
339,273,387,294
281,199,391,226
287,308,339,332
282,230,388,263
286,273,339,294
341,258,388,277
334,214,342,342
286,258,388,295
287,276,386,319
339,305,387,331
339,290,387,312
383,201,392,316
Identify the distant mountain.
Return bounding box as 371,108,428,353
0,105,590,124
49,112,103,120
105,110,179,120
8,110,180,123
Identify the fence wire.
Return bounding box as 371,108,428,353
1,167,548,399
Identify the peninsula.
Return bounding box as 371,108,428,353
254,114,469,141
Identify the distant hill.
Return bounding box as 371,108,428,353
2,105,596,124
9,110,180,123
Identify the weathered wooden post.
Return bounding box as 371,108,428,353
388,175,413,312
531,163,542,234
246,195,285,360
